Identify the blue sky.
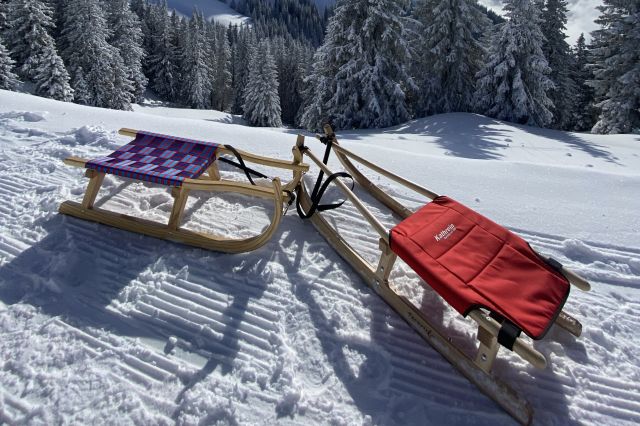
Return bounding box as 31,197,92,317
479,0,602,44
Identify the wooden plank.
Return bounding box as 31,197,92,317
64,156,88,168
59,177,283,253
475,326,499,373
335,148,414,219
555,311,583,337
206,163,221,181
168,187,190,230
81,171,105,209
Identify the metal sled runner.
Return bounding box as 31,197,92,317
295,125,591,425
59,128,309,253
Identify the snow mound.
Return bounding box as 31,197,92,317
0,110,47,122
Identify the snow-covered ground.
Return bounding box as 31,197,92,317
0,90,639,425
166,0,250,25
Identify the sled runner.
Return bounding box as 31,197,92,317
295,125,591,425
59,128,308,253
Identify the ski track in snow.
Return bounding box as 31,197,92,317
1,96,639,425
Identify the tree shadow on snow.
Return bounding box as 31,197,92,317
296,113,622,165
0,211,269,420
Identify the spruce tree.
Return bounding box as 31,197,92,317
474,0,554,127
300,0,414,130
108,0,147,102
181,9,212,109
61,0,133,109
0,37,19,90
207,22,232,111
33,42,73,100
5,0,72,101
243,40,282,127
146,1,179,100
413,0,490,115
589,0,640,134
541,0,577,129
572,34,596,131
230,25,255,114
0,0,8,32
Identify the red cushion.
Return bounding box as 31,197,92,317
389,196,569,339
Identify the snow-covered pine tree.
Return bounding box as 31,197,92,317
589,0,640,134
299,0,414,130
107,0,147,102
230,25,255,114
272,36,312,126
130,0,145,21
181,9,212,108
412,0,490,115
5,0,72,101
33,42,73,100
61,0,133,109
243,40,282,127
474,0,554,127
572,34,596,131
209,22,232,111
541,0,577,129
0,37,19,90
146,1,179,100
0,0,8,32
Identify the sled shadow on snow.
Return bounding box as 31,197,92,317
314,113,621,165
274,179,581,425
0,208,272,419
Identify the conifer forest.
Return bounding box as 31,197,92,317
0,0,638,134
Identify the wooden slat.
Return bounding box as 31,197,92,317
64,156,87,168
81,171,105,209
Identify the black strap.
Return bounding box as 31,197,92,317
296,172,353,219
546,257,563,272
220,145,268,185
296,133,354,219
497,320,522,351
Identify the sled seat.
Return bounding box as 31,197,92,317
390,196,570,340
86,130,219,187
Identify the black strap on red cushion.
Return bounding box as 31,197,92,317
497,319,522,351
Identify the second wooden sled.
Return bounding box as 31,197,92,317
59,128,309,253
294,125,590,425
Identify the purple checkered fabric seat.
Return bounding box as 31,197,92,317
86,130,219,186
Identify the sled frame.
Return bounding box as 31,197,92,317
295,126,590,424
59,129,309,253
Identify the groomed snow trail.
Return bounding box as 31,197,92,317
1,92,639,425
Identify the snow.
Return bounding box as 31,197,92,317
1,89,640,425
166,0,250,26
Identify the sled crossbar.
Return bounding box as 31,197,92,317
59,129,309,253
295,126,591,425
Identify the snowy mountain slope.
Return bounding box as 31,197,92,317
0,90,639,425
167,0,250,25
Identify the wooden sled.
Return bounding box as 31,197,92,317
295,125,590,425
59,128,309,253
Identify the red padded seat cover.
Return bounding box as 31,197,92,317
389,196,569,339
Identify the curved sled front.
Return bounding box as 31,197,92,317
59,129,309,253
